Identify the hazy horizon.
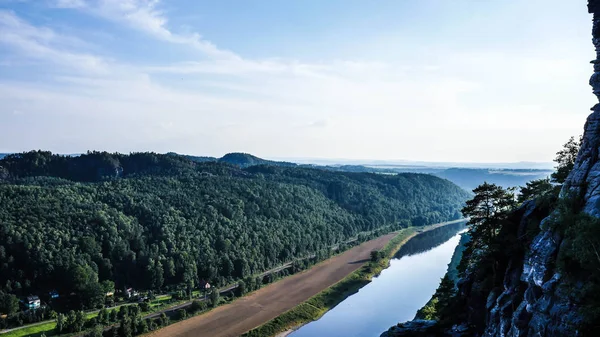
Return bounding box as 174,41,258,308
0,0,592,162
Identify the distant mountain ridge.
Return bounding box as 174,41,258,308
172,153,551,190
322,165,551,191
0,151,550,190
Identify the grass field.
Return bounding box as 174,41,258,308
1,296,176,337
1,321,58,337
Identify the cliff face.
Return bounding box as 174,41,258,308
383,2,600,337
489,2,600,335
565,1,600,218
476,202,578,337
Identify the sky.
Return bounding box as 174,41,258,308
0,0,596,163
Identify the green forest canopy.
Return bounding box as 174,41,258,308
0,151,469,311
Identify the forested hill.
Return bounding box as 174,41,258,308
0,151,469,311
218,152,297,167
169,151,297,168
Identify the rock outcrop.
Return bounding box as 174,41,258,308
564,0,600,218
381,320,453,337
480,203,579,337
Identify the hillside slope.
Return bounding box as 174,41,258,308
0,151,469,314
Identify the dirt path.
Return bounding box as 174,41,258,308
149,232,398,337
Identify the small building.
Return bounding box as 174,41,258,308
125,288,139,299
199,280,211,290
105,291,114,297
26,296,40,310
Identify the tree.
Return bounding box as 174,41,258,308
63,310,85,332
129,304,140,319
0,292,19,315
158,313,169,327
417,275,456,321
87,325,104,337
98,308,109,325
82,282,105,309
100,280,115,295
461,182,517,250
370,250,385,262
235,280,246,297
71,265,96,292
434,275,455,316
209,289,220,308
135,318,148,335
55,313,66,333
147,318,156,331
74,310,86,332
370,250,380,262
518,178,554,203
118,306,128,320
419,298,439,320
552,136,581,184
189,300,206,313
109,309,118,322
118,317,133,337
176,309,187,320
139,301,150,312
150,261,164,289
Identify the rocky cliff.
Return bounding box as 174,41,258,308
480,2,600,335
382,2,600,336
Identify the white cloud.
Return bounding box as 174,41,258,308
58,0,239,59
0,10,108,73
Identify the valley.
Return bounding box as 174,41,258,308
0,151,469,337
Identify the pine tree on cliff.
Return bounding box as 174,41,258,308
461,182,516,250
551,136,581,184
433,275,455,319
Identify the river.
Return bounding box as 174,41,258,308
290,221,466,337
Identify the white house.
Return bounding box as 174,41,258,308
26,295,40,310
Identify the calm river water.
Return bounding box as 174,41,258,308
290,222,466,337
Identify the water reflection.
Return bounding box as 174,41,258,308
394,221,466,258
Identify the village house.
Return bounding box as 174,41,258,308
199,280,211,290
125,288,139,299
26,295,40,310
